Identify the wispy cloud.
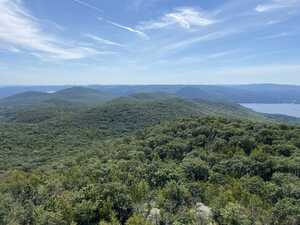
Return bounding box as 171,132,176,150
255,0,300,12
204,50,240,59
85,34,124,47
258,32,292,40
98,18,149,39
41,19,65,31
0,0,102,60
72,0,103,13
138,7,215,30
0,44,22,53
157,50,240,65
214,64,300,77
163,30,238,52
9,46,22,53
72,0,148,40
266,20,283,25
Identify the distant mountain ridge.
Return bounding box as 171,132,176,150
1,84,300,103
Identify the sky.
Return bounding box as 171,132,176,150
0,0,300,85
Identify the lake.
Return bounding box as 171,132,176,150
241,104,300,118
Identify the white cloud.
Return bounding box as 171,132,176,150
255,0,300,12
138,7,215,30
85,34,124,47
0,0,101,60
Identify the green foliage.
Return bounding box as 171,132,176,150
219,202,252,225
125,214,151,225
182,158,209,181
272,198,300,225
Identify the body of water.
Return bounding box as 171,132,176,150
241,104,300,118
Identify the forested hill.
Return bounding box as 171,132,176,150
0,89,270,125
0,86,292,125
0,117,299,224
0,92,272,170
0,89,298,171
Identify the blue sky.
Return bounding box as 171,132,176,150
0,0,300,85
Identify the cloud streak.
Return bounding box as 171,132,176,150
163,30,238,52
99,18,149,39
72,0,103,13
157,50,240,66
258,32,292,40
72,0,148,40
85,34,124,47
214,64,300,77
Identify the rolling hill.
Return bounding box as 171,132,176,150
0,91,51,106
0,88,271,126
0,87,117,123
0,90,274,169
0,86,116,107
50,86,116,105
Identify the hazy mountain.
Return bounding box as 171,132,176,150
0,87,117,123
0,86,68,99
0,91,51,106
0,87,116,107
51,87,116,105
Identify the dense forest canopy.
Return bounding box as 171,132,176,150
0,87,299,225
